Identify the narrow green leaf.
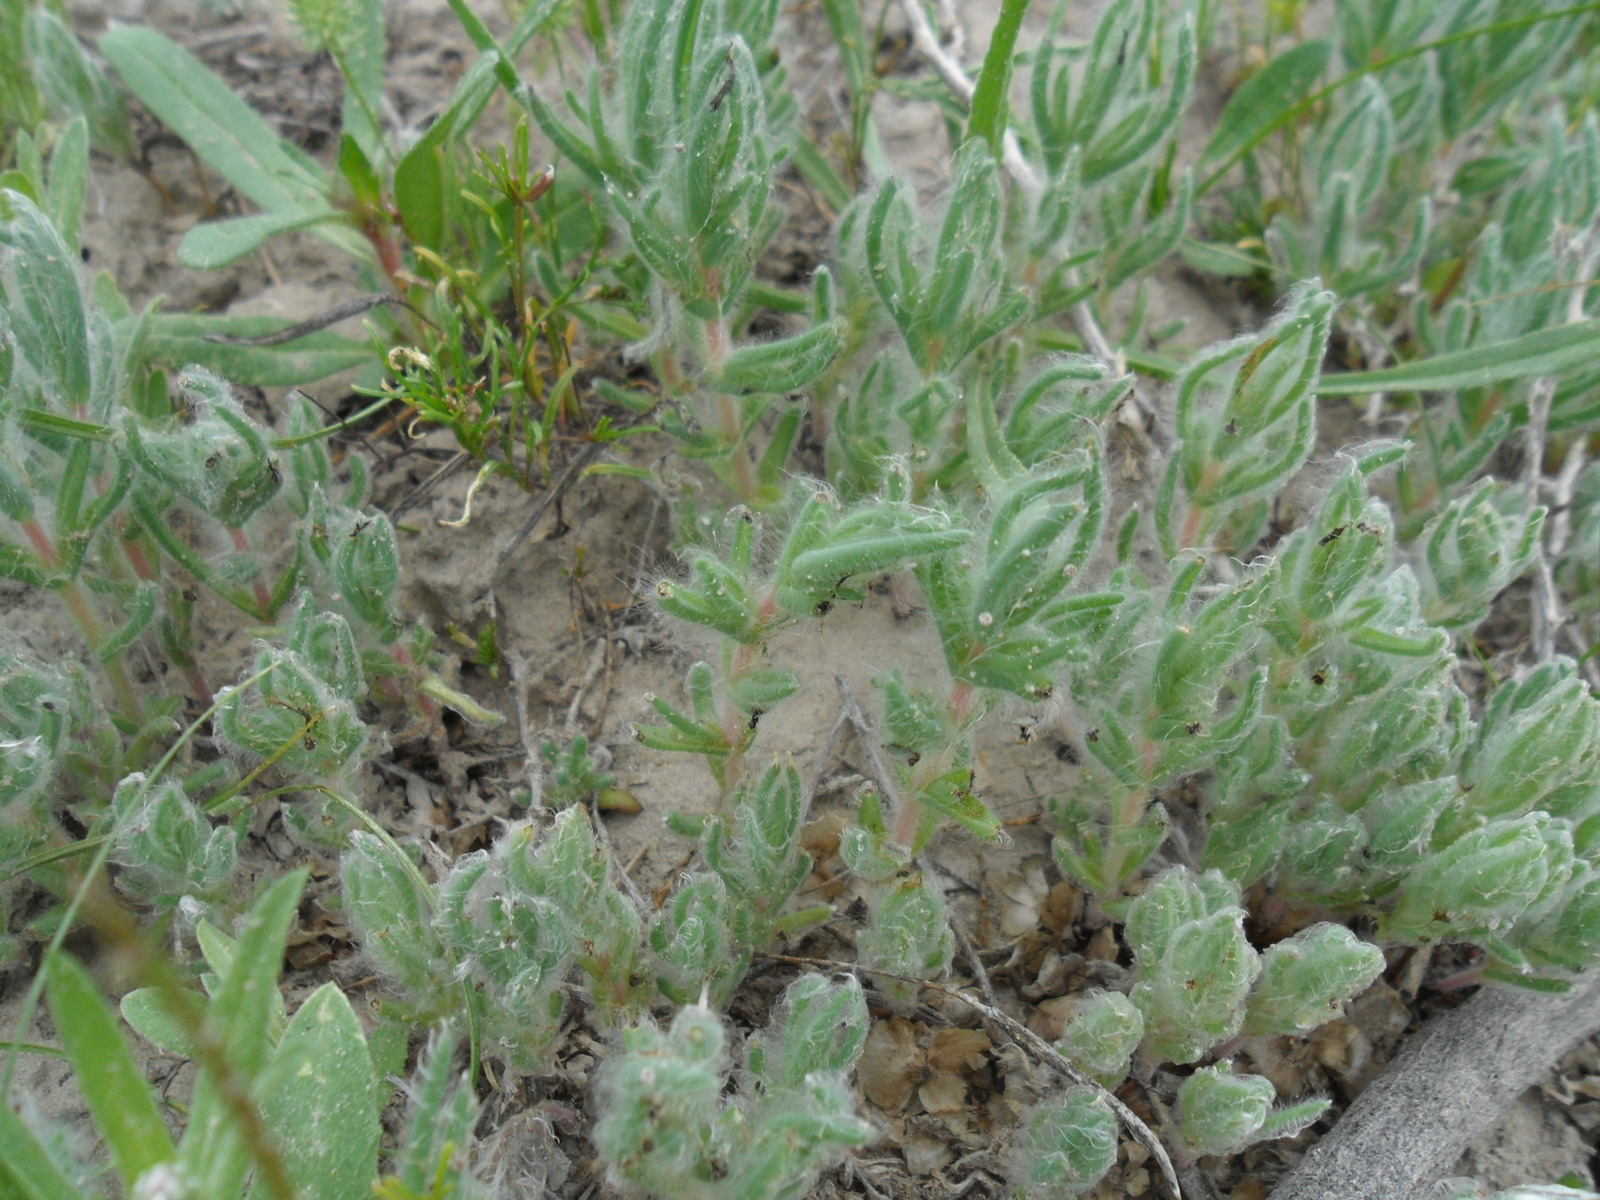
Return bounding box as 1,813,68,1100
213,870,304,1070
178,208,340,271
0,187,91,411
967,0,1032,153
25,8,130,157
392,137,447,249
142,313,372,387
1199,40,1330,170
787,136,852,212
1178,236,1269,277
180,870,306,1200
46,953,175,1189
1316,320,1600,396
339,0,386,163
394,0,565,247
718,321,843,393
17,409,112,440
441,0,525,94
96,581,158,662
45,116,89,252
98,26,325,212
1197,5,1600,197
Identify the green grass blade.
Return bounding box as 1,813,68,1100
45,953,175,1190
1316,319,1600,396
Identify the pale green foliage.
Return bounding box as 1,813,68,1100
856,875,955,1014
284,0,359,54
594,981,870,1200
1126,869,1260,1064
344,812,650,1071
650,871,740,1008
8,872,383,1200
1455,660,1600,833
1387,813,1574,946
109,774,238,912
0,650,73,871
520,0,825,500
1017,0,1195,302
1051,989,1144,1088
1122,869,1383,1067
649,761,816,1006
382,1025,483,1200
122,368,283,530
1009,1086,1119,1199
1163,285,1335,556
216,592,370,790
538,730,616,808
1174,1065,1327,1159
1245,924,1386,1036
742,973,868,1094
0,181,474,968
11,0,1600,1197
851,140,1028,377
1410,480,1544,635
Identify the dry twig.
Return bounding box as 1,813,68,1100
764,951,1186,1200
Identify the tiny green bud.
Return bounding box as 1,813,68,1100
1457,660,1600,828
745,973,868,1095
1176,1066,1274,1158
1412,480,1543,634
1010,1086,1119,1198
1127,869,1261,1064
1052,989,1145,1088
650,871,743,1006
333,508,401,638
122,370,282,528
859,876,954,1014
285,0,354,53
1245,923,1384,1036
538,731,616,809
110,773,237,910
341,832,454,1005
215,642,367,782
1388,814,1573,945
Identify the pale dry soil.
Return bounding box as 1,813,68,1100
3,0,1597,1196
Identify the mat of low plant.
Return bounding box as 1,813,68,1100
3,0,1600,1197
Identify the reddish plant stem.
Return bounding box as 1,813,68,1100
25,518,143,723
228,526,273,616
